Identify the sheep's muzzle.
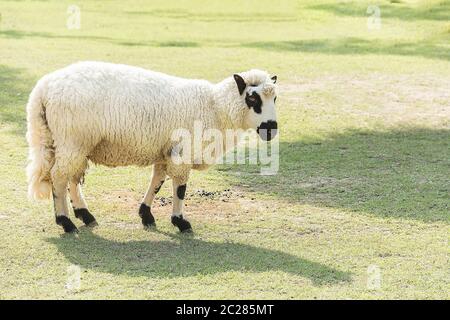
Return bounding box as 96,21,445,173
257,120,278,141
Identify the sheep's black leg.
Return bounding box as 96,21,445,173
171,214,191,233
139,203,155,227
140,164,166,228
55,215,78,233
171,182,192,233
53,182,78,234
69,181,97,227
74,208,97,226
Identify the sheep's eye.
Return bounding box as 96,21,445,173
274,96,277,103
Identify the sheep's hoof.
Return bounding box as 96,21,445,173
86,220,98,228
171,215,192,233
74,208,97,226
139,203,156,227
56,216,79,233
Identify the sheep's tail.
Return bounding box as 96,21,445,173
26,78,54,200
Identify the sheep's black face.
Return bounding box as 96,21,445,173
234,73,278,141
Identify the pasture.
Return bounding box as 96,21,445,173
0,0,448,299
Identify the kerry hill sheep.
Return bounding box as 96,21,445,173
26,61,278,233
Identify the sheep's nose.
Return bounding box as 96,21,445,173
257,120,278,141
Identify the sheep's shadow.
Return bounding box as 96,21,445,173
46,230,351,285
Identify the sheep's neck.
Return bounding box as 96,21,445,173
212,80,246,132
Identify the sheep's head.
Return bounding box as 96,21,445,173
233,70,278,141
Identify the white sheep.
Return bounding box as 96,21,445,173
26,61,278,233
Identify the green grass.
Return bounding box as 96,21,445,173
0,0,449,299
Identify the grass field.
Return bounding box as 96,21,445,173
0,0,449,299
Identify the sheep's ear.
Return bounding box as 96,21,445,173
271,75,277,84
233,74,246,95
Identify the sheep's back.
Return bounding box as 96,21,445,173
42,61,215,167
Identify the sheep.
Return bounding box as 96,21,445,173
26,61,278,233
